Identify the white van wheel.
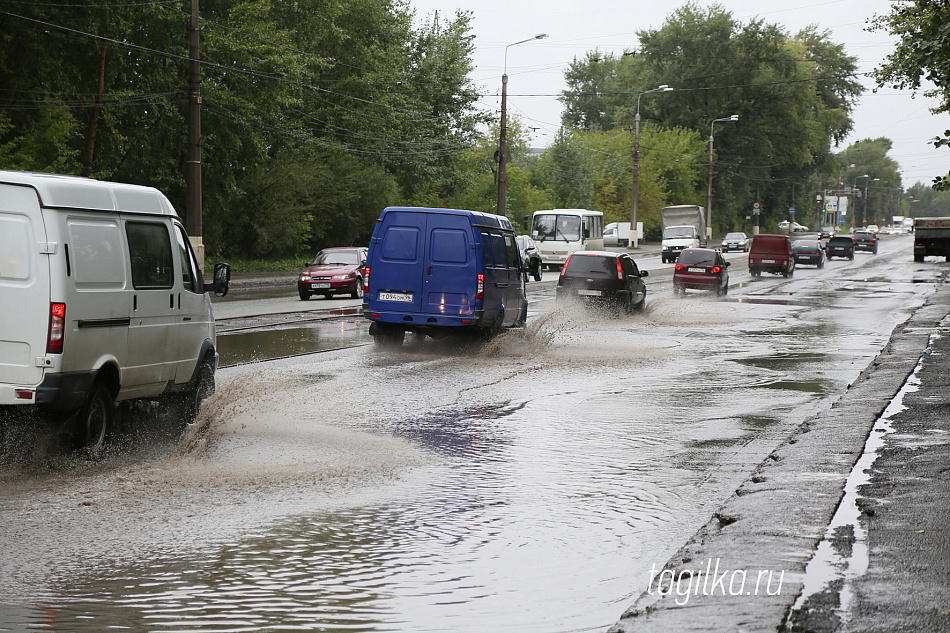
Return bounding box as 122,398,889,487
184,362,215,424
77,384,114,455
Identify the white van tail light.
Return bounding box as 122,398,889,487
363,267,370,295
47,302,65,354
476,273,484,300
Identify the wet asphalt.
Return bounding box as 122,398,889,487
607,271,950,632
223,243,950,632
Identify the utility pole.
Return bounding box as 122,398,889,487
186,0,204,268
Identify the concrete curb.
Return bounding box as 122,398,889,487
608,276,950,632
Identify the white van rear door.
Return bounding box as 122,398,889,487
0,184,50,397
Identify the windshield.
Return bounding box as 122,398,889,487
664,226,695,239
724,233,745,240
678,250,716,265
565,254,615,275
312,250,359,266
533,214,581,242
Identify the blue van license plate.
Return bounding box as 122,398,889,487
379,292,413,302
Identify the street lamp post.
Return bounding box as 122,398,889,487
497,33,547,218
851,174,869,230
863,178,880,226
630,84,673,247
707,115,738,241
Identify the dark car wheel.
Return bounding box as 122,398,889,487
352,277,363,299
75,383,115,456
849,254,854,260
533,261,543,282
299,291,310,300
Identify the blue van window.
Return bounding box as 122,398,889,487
504,234,520,268
430,229,468,264
490,233,508,269
380,226,420,261
480,231,495,267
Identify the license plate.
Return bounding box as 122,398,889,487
577,289,602,297
688,267,706,273
379,292,413,302
762,259,776,264
311,283,331,289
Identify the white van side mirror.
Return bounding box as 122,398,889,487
205,262,231,297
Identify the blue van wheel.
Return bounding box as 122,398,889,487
373,326,405,348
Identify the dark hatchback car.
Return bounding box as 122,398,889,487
673,248,730,296
791,240,826,268
853,230,878,254
516,234,543,281
825,235,855,260
556,251,649,313
298,247,368,300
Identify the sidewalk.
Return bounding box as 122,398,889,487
608,276,950,632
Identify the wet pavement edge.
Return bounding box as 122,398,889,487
608,274,950,633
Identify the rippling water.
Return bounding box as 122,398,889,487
1,270,932,633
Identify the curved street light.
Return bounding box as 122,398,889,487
630,85,673,247
497,33,547,217
707,115,738,239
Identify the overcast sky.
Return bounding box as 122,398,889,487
408,0,950,187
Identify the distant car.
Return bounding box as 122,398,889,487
791,239,825,268
603,226,620,247
820,226,836,239
516,234,543,281
853,230,878,254
866,224,880,234
721,232,750,252
825,235,855,260
556,251,649,313
673,248,730,296
298,247,367,300
778,220,808,232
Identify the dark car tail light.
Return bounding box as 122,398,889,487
560,254,573,280
674,263,684,272
476,273,484,300
363,267,370,295
47,302,65,354
615,257,624,280
712,266,721,274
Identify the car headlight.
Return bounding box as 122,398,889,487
331,274,351,280
300,275,311,281
662,245,670,251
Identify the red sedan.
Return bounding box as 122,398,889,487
298,247,367,300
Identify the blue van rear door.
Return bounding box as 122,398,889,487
424,213,475,316
372,210,426,313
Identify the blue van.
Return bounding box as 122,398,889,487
363,207,527,345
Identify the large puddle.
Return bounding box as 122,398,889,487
0,262,938,633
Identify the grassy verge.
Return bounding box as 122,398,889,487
211,257,305,273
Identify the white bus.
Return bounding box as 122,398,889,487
530,209,605,268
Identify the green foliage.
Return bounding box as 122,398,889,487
872,1,950,190
0,0,482,258
557,2,862,235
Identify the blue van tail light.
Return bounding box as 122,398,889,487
476,273,484,300
615,257,624,280
47,302,65,354
363,267,370,294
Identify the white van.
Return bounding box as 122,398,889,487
0,170,230,452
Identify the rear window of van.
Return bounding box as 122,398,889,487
380,226,420,261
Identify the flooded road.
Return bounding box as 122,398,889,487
0,235,942,632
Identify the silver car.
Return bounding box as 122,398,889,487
721,232,749,252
